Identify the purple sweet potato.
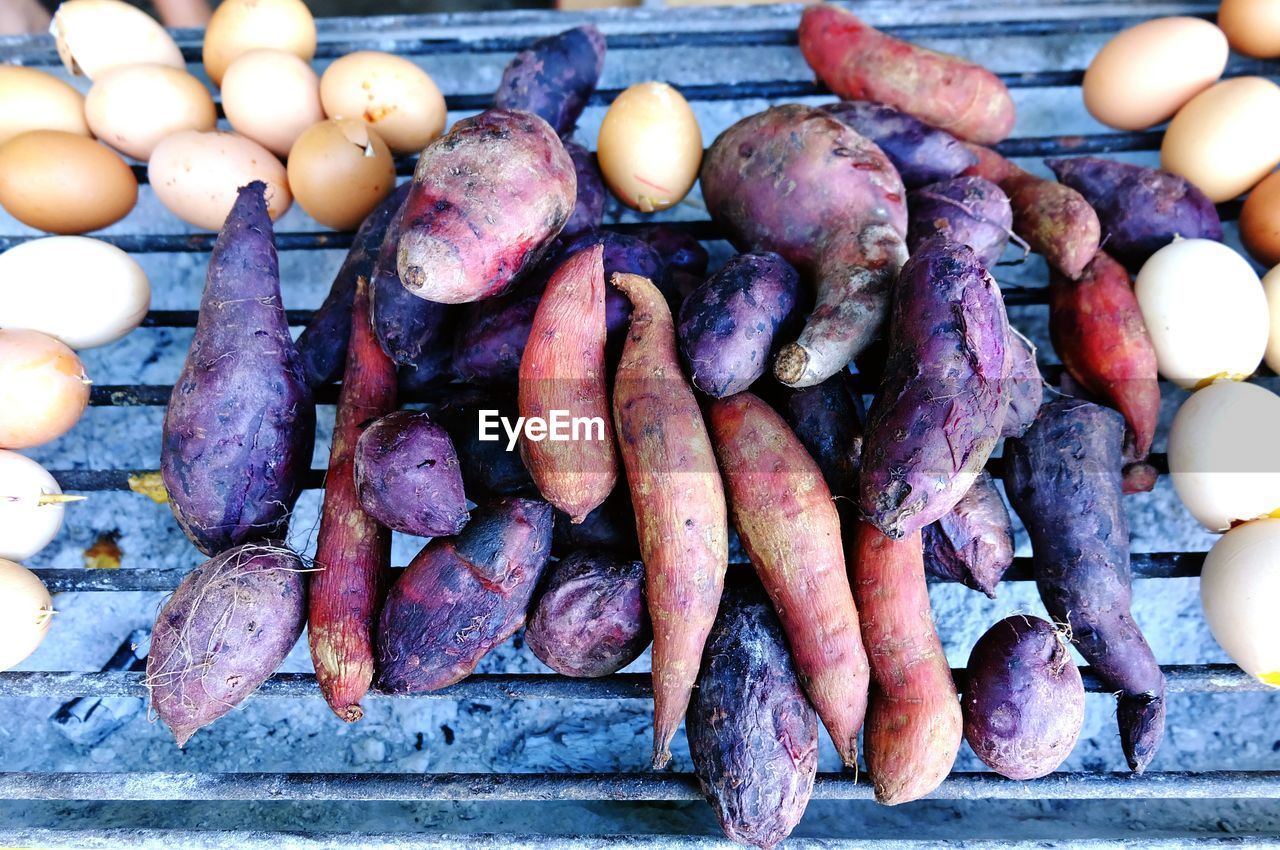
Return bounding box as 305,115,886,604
434,395,537,499
525,549,651,677
563,140,607,238
552,487,640,558
688,580,818,850
859,237,1009,540
907,176,1013,268
354,410,468,538
636,223,710,300
397,109,576,303
161,182,316,556
922,470,1014,598
560,229,668,342
782,371,863,500
1004,398,1166,773
1046,156,1222,272
377,497,553,693
146,543,306,746
1002,328,1043,439
821,100,978,188
962,615,1085,780
677,252,800,398
493,25,606,136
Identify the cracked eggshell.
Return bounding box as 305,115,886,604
286,118,396,230
1200,518,1280,687
0,558,54,671
597,82,702,212
51,0,183,80
319,51,446,155
148,130,292,230
0,450,67,562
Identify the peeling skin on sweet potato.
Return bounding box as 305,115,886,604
355,410,468,538
1002,328,1043,439
397,109,576,304
611,272,728,768
493,25,606,136
922,470,1014,598
799,4,1016,145
782,370,864,501
907,176,1013,268
562,140,607,238
821,100,978,188
688,580,818,850
1003,399,1166,773
525,549,651,677
376,497,553,693
709,392,869,768
146,543,307,747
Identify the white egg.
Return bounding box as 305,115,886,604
1134,238,1269,389
0,450,70,561
1168,379,1280,531
0,557,54,671
0,237,150,349
1200,518,1280,687
1263,265,1280,374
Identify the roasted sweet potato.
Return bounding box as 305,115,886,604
525,549,651,677
688,580,818,849
560,230,668,343
860,238,1009,540
821,100,978,188
161,182,316,556
636,223,710,298
354,410,468,538
781,371,863,501
800,5,1015,144
563,140,607,238
493,25,606,136
1002,328,1043,439
612,272,728,768
147,543,306,746
377,497,553,693
1004,398,1166,773
552,486,640,558
397,109,575,303
434,395,537,499
922,470,1014,598
907,176,1013,268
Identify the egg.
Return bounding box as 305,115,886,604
287,119,396,230
0,558,54,672
149,130,292,230
0,236,150,349
0,329,90,450
0,450,70,562
0,66,90,146
51,0,183,79
222,49,324,158
319,52,447,155
85,65,216,161
1218,0,1280,58
1134,238,1268,388
1239,169,1280,267
1082,17,1228,131
597,82,702,212
1264,266,1280,374
1200,517,1280,686
202,0,317,88
0,131,137,234
1168,379,1280,532
1162,77,1280,202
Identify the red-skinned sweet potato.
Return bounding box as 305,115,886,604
821,100,978,188
1002,328,1043,439
907,176,1013,268
493,25,606,137
354,410,468,538
612,271,729,768
922,470,1014,598
800,4,1015,145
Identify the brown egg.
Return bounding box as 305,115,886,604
1162,77,1280,202
85,64,217,160
0,131,137,233
148,130,292,230
287,119,396,230
0,66,90,146
52,0,183,80
0,329,90,449
222,49,325,157
203,0,317,88
1240,170,1280,266
319,52,447,155
1219,0,1280,58
597,82,702,212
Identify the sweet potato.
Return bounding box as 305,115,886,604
161,182,316,556
962,615,1085,780
563,140,606,238
354,410,468,538
309,279,396,723
525,549,651,677
850,522,962,805
922,470,1014,598
552,487,640,558
612,272,729,768
701,104,908,388
782,371,863,501
1003,398,1166,772
146,543,306,746
1046,156,1222,272
677,252,800,398
688,580,818,849
434,394,537,499
859,238,1009,540
821,100,978,188
1002,328,1043,439
800,4,1015,144
377,497,553,693
561,230,668,343
636,223,710,297
907,176,1013,268
397,109,576,303
493,25,606,136
709,392,869,768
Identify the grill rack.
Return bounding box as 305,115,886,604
2,1,1277,847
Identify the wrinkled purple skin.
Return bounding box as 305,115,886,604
1002,329,1042,439
525,549,651,677
687,580,818,850
636,224,711,299
1003,398,1166,773
922,470,1014,598
147,543,306,747
962,615,1085,780
376,498,553,693
295,183,409,388
907,176,1012,268
552,487,640,558
821,100,978,189
354,410,468,538
563,141,607,238
677,252,800,398
434,396,537,498
860,238,1009,540
161,182,316,556
1046,156,1223,272
493,25,606,136
782,371,864,501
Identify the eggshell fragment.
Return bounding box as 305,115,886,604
202,0,317,88
0,131,137,234
287,119,395,230
148,130,292,230
222,49,324,157
597,82,702,212
85,65,217,160
0,329,91,450
319,52,447,154
0,558,54,672
0,450,69,562
1161,77,1280,202
0,66,90,146
52,0,183,79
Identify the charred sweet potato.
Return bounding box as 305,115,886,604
493,25,606,136
552,486,640,558
821,100,978,188
354,410,468,538
922,470,1014,598
907,176,1013,268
